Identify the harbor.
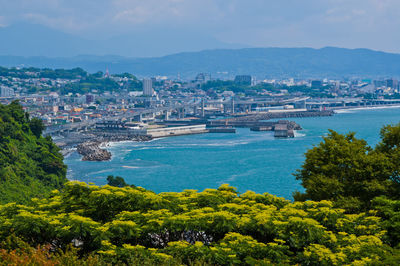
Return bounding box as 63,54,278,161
54,104,398,161
64,107,400,198
54,109,331,160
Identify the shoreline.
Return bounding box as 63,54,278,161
69,134,153,162
61,148,76,158
62,105,400,161
333,104,400,113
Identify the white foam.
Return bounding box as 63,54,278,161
335,105,400,113
136,146,166,151
88,169,113,175
334,110,354,114
294,131,306,137
122,165,141,169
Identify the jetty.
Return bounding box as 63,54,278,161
208,127,236,133
77,142,111,161
274,124,295,138
226,110,333,122
146,125,208,138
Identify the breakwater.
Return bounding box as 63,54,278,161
93,131,153,142
59,132,153,161
208,120,301,137
227,110,334,122
208,120,301,129
147,125,208,138
77,142,112,161
207,110,330,138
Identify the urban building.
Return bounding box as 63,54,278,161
311,80,323,88
234,75,252,85
0,86,14,97
86,94,95,104
195,73,211,84
374,80,386,88
386,79,399,90
143,78,154,96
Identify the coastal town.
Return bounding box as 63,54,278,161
1,67,400,160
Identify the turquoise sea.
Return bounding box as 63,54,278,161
65,107,400,199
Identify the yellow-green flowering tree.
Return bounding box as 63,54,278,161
0,182,398,265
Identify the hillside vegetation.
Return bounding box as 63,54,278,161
0,182,399,265
0,101,67,204
0,103,399,264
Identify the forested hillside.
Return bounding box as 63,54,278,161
0,101,67,204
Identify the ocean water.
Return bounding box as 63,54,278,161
65,107,400,199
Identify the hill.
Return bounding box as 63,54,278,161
1,47,400,79
0,101,67,204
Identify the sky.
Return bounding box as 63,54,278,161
1,0,400,55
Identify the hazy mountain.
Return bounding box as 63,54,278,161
1,47,400,79
0,23,244,57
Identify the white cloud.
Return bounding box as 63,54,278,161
1,0,400,52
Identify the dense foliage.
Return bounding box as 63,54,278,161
0,66,142,94
0,102,67,204
0,67,87,79
1,182,399,265
294,128,400,212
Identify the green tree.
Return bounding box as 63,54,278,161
29,117,45,138
376,124,400,193
0,102,67,204
0,182,397,265
107,176,128,188
293,130,393,211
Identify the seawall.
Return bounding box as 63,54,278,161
147,124,208,138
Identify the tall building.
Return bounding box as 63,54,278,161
143,78,154,96
0,86,14,97
86,94,95,104
374,80,386,88
386,79,399,89
195,73,211,84
234,75,252,85
311,80,323,88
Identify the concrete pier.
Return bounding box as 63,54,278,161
147,125,208,138
274,124,295,138
208,127,236,133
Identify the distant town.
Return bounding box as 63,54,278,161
1,66,400,159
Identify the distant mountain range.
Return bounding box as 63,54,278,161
1,23,400,79
1,47,400,80
0,23,243,58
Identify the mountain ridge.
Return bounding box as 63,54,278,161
1,47,400,79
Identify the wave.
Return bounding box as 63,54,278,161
335,105,400,113
135,146,167,151
182,140,251,147
107,140,139,148
334,110,355,114
87,169,114,175
122,165,141,169
224,169,258,183
294,132,306,137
